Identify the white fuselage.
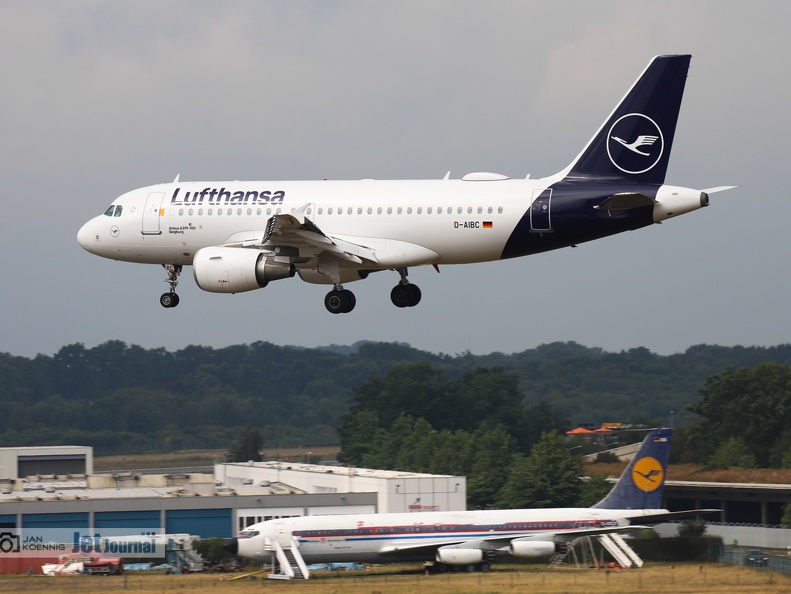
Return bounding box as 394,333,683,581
77,177,555,269
235,506,664,564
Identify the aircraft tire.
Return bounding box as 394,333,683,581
160,292,179,308
325,289,355,314
391,283,421,308
407,283,421,306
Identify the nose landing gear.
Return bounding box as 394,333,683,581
160,264,182,308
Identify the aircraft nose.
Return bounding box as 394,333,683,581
77,218,101,252
223,537,239,555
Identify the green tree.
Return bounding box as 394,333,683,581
230,424,263,462
577,473,613,507
706,436,756,469
688,363,791,466
497,431,581,509
466,423,518,509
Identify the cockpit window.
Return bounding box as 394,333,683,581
114,206,122,217
104,205,116,217
239,529,259,537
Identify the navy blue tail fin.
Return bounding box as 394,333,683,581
566,55,691,185
592,427,672,510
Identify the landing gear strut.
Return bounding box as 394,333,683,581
324,285,356,314
160,264,182,308
391,268,421,308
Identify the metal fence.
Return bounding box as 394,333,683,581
721,547,791,574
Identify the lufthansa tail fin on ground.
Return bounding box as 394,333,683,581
566,55,691,185
593,427,672,510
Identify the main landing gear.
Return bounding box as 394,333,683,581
324,287,356,314
322,268,422,314
160,264,182,308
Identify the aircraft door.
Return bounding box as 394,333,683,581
530,189,552,232
142,192,165,235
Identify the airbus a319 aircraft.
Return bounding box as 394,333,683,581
224,428,712,572
78,55,733,313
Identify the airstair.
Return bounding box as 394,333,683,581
266,537,310,580
549,533,643,569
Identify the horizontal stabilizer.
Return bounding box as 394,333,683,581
626,508,720,525
595,192,656,211
701,186,738,194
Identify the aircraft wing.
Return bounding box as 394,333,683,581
377,524,649,558
224,204,379,265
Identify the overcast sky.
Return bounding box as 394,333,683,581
1,1,787,358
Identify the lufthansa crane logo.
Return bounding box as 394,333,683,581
631,456,664,492
607,113,664,175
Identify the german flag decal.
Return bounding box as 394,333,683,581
483,221,493,228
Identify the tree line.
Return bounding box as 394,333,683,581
3,339,791,469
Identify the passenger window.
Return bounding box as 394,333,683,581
397,207,402,215
227,208,232,215
188,208,193,216
367,207,372,215
417,207,422,214
477,207,482,214
427,207,432,214
457,207,462,215
198,209,203,216
247,208,252,215
357,207,363,214
328,207,333,215
437,207,442,214
387,207,392,214
498,206,503,214
407,207,413,215
377,207,382,214
178,208,184,216
347,207,352,215
487,206,493,214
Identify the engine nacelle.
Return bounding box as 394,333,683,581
297,268,370,285
508,539,556,558
653,184,709,222
193,246,295,293
435,548,483,565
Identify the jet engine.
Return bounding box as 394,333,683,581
435,548,483,565
193,246,295,293
508,539,556,558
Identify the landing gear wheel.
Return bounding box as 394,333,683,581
390,283,421,308
160,292,179,308
324,289,356,314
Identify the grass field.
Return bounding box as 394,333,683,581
0,564,788,594
93,447,341,471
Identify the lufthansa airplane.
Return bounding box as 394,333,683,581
77,55,733,313
224,428,711,571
